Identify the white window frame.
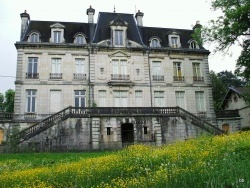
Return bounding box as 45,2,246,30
27,57,38,78
195,91,206,112
50,23,65,43
114,30,124,46
74,90,86,108
29,32,40,43
154,91,164,107
74,34,87,44
135,91,143,107
114,91,128,107
26,89,37,113
193,62,202,77
51,58,62,74
175,91,186,109
169,33,181,48
75,58,85,74
189,40,199,49
99,90,106,107
150,38,161,47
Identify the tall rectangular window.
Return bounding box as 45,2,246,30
111,59,129,80
26,90,36,113
173,62,184,81
114,91,128,107
51,58,62,79
154,91,164,107
135,91,143,107
175,91,185,109
193,63,203,81
115,30,123,46
27,57,38,78
152,61,164,81
195,91,205,112
75,59,85,73
53,31,61,43
99,90,106,107
74,90,85,108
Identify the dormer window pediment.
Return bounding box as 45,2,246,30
110,15,128,47
168,31,181,48
50,23,65,43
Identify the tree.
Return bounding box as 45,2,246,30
0,93,4,112
210,71,227,110
204,0,250,50
217,70,246,87
2,89,15,113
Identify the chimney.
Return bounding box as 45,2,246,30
20,10,30,40
86,6,95,23
135,10,144,26
192,21,202,30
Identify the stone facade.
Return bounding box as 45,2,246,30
0,7,224,150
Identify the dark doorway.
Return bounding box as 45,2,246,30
121,123,134,146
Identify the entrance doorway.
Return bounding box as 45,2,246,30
222,124,230,133
121,123,134,146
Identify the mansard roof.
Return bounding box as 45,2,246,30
21,21,96,43
19,10,207,51
92,12,143,45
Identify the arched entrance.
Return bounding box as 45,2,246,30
0,129,4,145
121,123,134,146
222,124,230,133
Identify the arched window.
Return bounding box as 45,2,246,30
189,40,199,49
29,32,40,43
150,38,161,47
75,34,87,44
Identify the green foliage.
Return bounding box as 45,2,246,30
3,89,15,113
0,132,250,187
241,126,250,131
0,93,4,112
191,27,203,46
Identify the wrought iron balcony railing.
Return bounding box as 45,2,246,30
173,76,185,82
193,76,204,82
111,74,130,80
73,73,87,80
26,73,39,79
50,73,62,79
152,75,164,81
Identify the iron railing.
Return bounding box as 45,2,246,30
10,106,224,144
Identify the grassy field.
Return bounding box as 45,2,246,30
0,131,250,188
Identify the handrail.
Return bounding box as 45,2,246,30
11,106,224,144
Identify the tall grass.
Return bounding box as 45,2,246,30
0,131,249,188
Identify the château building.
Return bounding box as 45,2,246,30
2,7,227,150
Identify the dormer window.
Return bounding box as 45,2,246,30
168,32,181,48
189,40,200,49
50,23,65,43
149,37,161,47
74,34,87,44
115,30,124,46
28,32,40,43
110,15,128,47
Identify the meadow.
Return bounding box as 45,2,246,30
0,131,249,188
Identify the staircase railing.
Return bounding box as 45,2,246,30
11,106,224,144
178,108,224,135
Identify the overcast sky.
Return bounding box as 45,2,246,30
0,0,242,93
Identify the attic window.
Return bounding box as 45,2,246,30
150,38,161,47
114,30,124,46
74,34,87,44
168,32,181,48
50,23,65,43
189,40,199,49
29,32,40,43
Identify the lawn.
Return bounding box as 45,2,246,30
0,131,249,188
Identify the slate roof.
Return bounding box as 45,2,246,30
20,11,206,50
22,21,96,43
221,87,250,108
92,12,144,45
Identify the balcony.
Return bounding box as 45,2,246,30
193,76,204,82
152,75,164,81
26,73,39,79
215,110,240,118
73,73,87,80
111,74,130,80
173,76,185,82
50,73,62,79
